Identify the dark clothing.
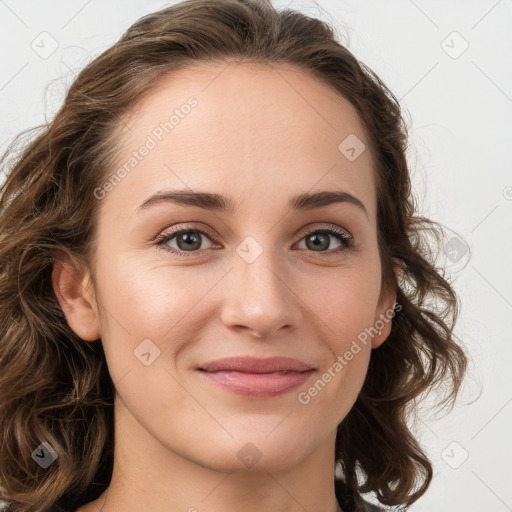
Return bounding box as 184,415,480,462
335,478,385,512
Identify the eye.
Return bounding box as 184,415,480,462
296,226,353,253
154,227,215,256
153,224,354,257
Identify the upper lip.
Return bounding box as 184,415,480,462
198,356,314,373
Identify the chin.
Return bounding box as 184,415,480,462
188,432,312,474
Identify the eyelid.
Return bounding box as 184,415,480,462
153,222,352,241
152,222,216,244
297,223,353,241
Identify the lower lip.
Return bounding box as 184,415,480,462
198,370,315,398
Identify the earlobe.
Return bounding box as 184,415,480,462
372,257,402,349
52,257,101,342
371,296,396,349
371,295,396,349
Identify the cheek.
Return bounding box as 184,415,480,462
299,264,381,342
295,269,378,419
93,262,202,422
97,255,201,333
91,256,206,385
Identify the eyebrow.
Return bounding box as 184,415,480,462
137,189,368,218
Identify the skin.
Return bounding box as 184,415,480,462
53,60,397,512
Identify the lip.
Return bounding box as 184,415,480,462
197,356,315,398
198,356,314,373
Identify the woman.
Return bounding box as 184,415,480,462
0,0,468,511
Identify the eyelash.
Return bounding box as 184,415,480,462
153,224,354,257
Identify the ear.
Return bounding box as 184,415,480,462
371,257,402,349
52,254,101,342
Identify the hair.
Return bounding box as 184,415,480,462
0,0,469,510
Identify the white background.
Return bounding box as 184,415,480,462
1,1,511,511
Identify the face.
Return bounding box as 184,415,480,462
55,61,396,475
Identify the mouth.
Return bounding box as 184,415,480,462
198,356,314,373
196,356,316,398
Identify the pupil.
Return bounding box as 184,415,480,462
308,233,328,250
180,231,200,250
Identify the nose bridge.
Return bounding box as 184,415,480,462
239,242,285,295
220,235,302,337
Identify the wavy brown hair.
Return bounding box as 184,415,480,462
0,0,469,510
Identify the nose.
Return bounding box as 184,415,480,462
220,250,303,339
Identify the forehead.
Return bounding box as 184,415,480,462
122,60,369,147
106,60,376,220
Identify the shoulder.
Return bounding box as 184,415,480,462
334,478,386,512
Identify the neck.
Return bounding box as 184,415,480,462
82,394,343,512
